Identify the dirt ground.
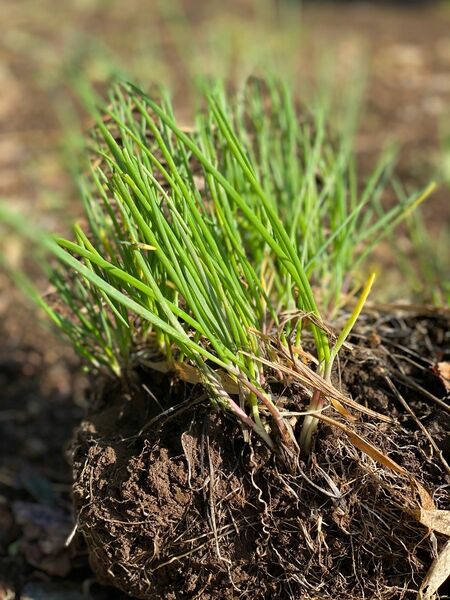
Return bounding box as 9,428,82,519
1,1,450,598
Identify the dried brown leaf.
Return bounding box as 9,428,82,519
140,360,240,394
433,361,450,392
414,510,450,536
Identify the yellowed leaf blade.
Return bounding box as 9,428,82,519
345,429,407,475
329,397,355,420
418,539,450,600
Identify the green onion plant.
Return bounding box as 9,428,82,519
0,77,434,453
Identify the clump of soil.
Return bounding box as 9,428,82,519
71,310,450,600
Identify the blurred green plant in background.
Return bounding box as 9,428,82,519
1,0,449,308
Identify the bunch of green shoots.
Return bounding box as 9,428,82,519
391,122,450,307
0,78,434,452
396,205,450,306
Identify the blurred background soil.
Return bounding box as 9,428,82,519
0,1,449,597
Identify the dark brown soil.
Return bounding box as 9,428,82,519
0,307,134,599
70,310,450,600
0,312,83,595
